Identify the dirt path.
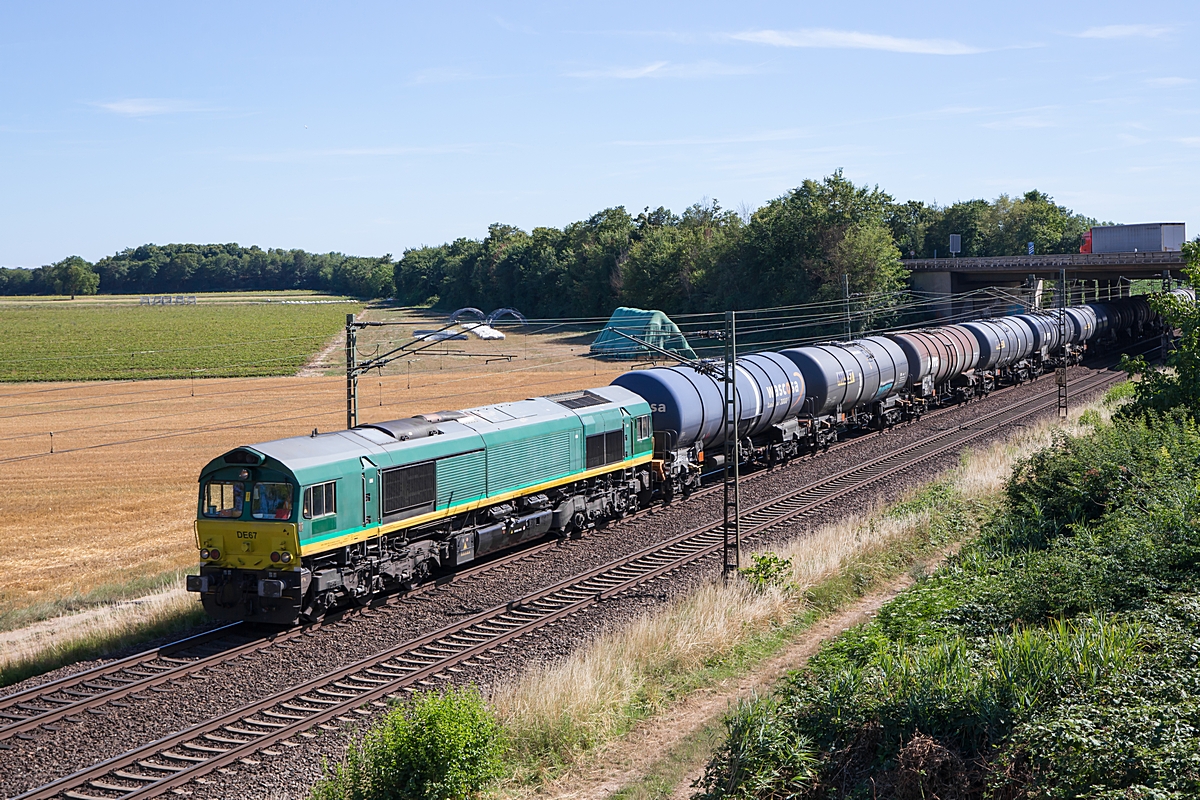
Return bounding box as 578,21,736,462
296,314,354,377
525,572,917,800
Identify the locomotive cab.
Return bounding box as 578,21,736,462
188,448,307,625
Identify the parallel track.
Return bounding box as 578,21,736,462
14,365,1126,800
0,351,1080,739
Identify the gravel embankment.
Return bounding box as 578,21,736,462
0,364,1119,799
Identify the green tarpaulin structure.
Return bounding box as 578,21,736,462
589,307,698,361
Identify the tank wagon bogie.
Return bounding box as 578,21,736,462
189,291,1174,624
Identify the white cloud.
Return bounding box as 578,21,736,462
567,60,757,79
613,128,811,146
1146,76,1194,87
731,28,981,55
94,98,206,117
1076,24,1172,39
1179,137,1200,147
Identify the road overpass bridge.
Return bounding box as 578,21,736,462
905,251,1188,318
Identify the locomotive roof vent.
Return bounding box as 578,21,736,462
548,390,608,410
356,417,440,441
224,449,262,465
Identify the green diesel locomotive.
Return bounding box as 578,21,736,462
187,386,654,624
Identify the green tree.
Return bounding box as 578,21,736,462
726,170,896,310
48,256,99,296
921,198,997,257
992,190,1097,255
1121,240,1200,416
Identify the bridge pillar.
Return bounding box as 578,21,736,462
910,271,953,319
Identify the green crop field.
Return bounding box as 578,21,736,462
0,298,362,381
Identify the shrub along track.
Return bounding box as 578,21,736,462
8,361,1130,800
0,346,1074,741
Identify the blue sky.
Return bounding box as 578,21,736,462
1,1,1197,266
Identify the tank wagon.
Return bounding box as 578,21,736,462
189,293,1171,623
610,352,805,496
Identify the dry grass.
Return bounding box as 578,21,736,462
0,575,207,686
0,306,629,624
489,393,1116,780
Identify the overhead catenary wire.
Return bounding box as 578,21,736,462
0,283,1151,459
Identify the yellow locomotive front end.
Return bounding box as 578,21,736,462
186,454,306,625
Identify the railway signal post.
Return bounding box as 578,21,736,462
722,310,742,581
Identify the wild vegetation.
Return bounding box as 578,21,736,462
310,687,505,800
696,259,1200,798
0,301,358,381
304,394,1109,800
2,175,1097,319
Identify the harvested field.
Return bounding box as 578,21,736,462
0,360,631,626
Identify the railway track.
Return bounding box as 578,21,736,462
13,363,1127,800
0,350,1083,742
0,532,568,743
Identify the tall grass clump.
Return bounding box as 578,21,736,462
310,686,505,800
698,405,1200,798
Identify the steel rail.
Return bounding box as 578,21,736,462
14,366,1124,800
2,342,1143,751
0,531,571,742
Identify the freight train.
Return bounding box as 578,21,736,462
187,291,1193,624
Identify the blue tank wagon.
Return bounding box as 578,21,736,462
189,386,654,624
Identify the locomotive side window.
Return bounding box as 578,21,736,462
252,482,294,520
303,481,337,519
635,415,651,440
203,481,244,518
382,462,436,516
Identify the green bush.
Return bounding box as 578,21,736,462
739,552,795,592
696,408,1200,798
310,687,505,800
694,696,818,800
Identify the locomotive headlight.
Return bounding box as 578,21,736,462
209,549,220,560
280,552,293,563
200,549,210,560
270,551,281,563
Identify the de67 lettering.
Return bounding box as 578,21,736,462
649,403,668,413
236,530,258,539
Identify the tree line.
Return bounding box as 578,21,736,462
0,173,1100,317
0,244,394,299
